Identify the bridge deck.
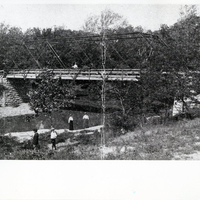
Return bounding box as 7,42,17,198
6,69,140,81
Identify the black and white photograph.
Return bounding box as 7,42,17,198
1,1,200,200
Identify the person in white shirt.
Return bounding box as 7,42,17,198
68,114,74,130
72,62,78,69
50,126,58,150
83,112,89,129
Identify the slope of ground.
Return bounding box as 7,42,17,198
0,103,35,117
103,118,200,160
1,117,200,160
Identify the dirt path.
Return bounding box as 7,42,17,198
4,125,103,142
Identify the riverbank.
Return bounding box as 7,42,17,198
1,117,200,160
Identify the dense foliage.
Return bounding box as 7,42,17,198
1,6,200,129
28,69,80,122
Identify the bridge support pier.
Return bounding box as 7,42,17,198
0,78,30,107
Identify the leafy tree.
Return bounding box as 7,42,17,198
179,5,197,21
133,5,200,119
83,9,128,34
0,23,11,70
28,70,78,123
105,81,143,130
106,81,142,115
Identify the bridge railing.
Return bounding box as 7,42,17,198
7,68,140,75
6,68,141,81
7,68,140,73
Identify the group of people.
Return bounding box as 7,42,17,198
68,112,90,130
32,112,90,151
32,126,58,151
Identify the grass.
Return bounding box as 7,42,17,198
103,118,200,160
1,117,200,160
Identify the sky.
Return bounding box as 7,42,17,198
0,1,200,32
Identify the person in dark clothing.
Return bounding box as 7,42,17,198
68,114,74,131
33,129,39,150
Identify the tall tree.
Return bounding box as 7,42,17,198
179,5,197,21
83,9,129,149
143,4,200,115
83,9,128,34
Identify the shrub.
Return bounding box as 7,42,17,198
75,133,96,145
144,143,163,154
20,140,34,150
0,135,21,153
8,150,49,160
107,112,137,134
186,108,200,119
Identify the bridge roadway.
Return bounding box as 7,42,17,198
5,69,140,81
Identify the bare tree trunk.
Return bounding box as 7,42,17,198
100,24,107,159
101,35,106,149
101,76,106,146
119,97,125,116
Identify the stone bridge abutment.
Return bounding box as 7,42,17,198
0,77,31,107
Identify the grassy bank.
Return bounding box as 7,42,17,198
1,117,200,160
103,118,200,160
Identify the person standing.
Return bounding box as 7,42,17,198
39,120,44,129
33,129,39,150
50,126,58,150
72,62,78,69
68,114,74,131
83,112,89,129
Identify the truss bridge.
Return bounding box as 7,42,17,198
5,69,140,81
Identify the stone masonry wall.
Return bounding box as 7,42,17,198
0,78,31,107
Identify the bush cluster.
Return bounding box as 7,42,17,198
107,112,137,133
